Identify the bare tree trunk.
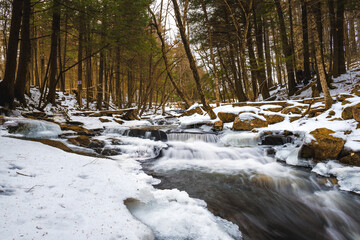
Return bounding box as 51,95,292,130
328,0,335,76
274,0,296,96
60,12,68,92
15,0,31,105
349,12,357,59
172,0,216,119
115,46,121,108
46,0,60,105
148,7,191,109
0,0,23,107
310,5,332,109
104,55,109,109
288,0,296,77
301,0,311,81
85,30,92,109
252,3,270,99
333,0,345,77
77,14,84,108
270,17,283,86
263,18,273,88
200,0,220,106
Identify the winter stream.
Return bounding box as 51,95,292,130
4,119,360,240
125,131,360,240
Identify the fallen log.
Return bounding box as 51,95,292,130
71,107,137,117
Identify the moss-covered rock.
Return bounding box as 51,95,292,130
338,152,360,166
260,113,285,125
300,128,345,161
351,103,360,122
60,124,95,136
68,135,91,147
217,112,237,123
182,107,203,117
213,120,223,131
233,113,268,131
281,106,302,115
341,106,353,120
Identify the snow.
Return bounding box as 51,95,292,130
238,112,266,121
2,66,360,238
213,105,259,115
0,129,241,239
0,135,153,240
312,161,360,194
127,189,241,240
3,118,62,139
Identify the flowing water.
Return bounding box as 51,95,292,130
140,133,360,240
5,119,360,240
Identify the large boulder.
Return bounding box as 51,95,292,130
351,103,360,122
341,106,353,120
233,113,268,131
338,152,360,166
60,124,95,136
260,113,285,125
217,112,237,123
68,135,105,150
213,120,223,131
300,128,345,161
281,106,302,115
182,107,203,117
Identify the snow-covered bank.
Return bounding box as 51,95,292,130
0,136,154,239
0,132,241,239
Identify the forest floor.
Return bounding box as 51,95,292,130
1,66,360,239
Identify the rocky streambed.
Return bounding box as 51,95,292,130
1,115,360,240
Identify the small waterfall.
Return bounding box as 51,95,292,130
167,133,219,143
123,129,167,141
219,132,260,147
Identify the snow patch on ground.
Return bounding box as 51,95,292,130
0,131,241,239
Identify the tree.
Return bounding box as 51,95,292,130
46,0,60,104
310,0,332,109
274,0,296,96
333,0,346,77
148,6,192,109
14,0,31,105
200,0,220,106
0,0,24,108
301,0,311,81
172,0,216,119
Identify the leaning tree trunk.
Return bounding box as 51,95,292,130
171,0,216,119
15,0,31,105
0,0,23,108
148,7,192,109
311,7,333,109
